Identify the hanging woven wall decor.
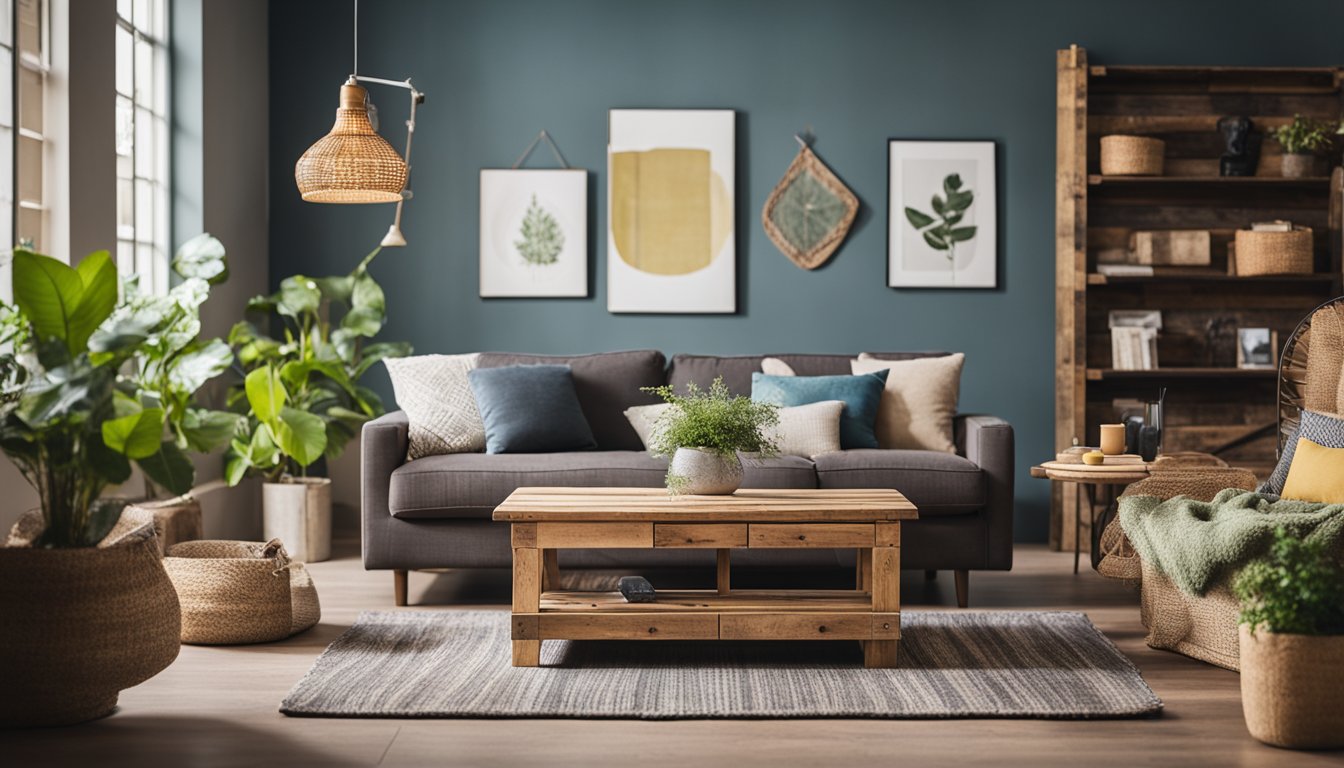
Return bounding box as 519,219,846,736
761,142,860,270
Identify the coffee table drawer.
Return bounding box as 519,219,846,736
536,613,719,640
748,523,875,548
720,613,872,640
653,523,748,548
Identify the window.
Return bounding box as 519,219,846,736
116,0,168,294
4,0,48,300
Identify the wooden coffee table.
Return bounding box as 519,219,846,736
493,487,918,668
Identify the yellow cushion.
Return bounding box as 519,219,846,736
1281,437,1344,504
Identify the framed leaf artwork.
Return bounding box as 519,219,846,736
607,109,735,313
479,168,587,297
887,140,997,289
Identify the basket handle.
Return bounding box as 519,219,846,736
262,538,293,575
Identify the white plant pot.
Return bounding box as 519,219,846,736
263,478,331,563
668,447,743,495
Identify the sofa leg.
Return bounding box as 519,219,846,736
924,569,937,581
954,570,969,608
394,569,408,607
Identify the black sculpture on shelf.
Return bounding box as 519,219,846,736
1218,116,1261,177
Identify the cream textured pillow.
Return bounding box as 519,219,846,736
852,353,964,453
766,400,844,458
384,353,486,459
760,357,797,376
623,403,673,450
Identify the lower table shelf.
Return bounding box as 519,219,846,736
539,589,874,613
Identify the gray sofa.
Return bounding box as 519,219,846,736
362,351,1014,607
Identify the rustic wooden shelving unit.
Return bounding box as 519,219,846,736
1053,45,1344,551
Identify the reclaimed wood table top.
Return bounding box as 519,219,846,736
1031,461,1152,484
492,487,919,523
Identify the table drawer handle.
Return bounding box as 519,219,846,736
648,626,657,635
797,534,807,541
817,625,828,634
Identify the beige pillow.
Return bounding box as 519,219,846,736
765,400,844,458
384,353,485,459
852,353,964,453
624,403,673,450
760,357,797,376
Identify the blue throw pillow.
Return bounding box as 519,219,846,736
467,365,597,454
1264,409,1344,495
751,370,889,449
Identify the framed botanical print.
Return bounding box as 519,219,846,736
479,168,587,297
888,140,997,289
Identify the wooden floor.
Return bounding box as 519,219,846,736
4,542,1340,768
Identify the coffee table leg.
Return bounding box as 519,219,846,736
863,541,900,668
512,546,541,667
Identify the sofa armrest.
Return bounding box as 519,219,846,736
362,411,409,569
954,414,1015,570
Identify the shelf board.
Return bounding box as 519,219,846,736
1087,367,1277,381
541,590,873,613
1088,271,1339,285
1088,174,1331,187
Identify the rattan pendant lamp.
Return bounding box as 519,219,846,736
294,0,425,246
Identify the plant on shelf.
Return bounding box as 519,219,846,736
223,245,410,561
0,247,184,727
641,377,778,495
904,173,977,282
1267,115,1339,178
1232,527,1344,749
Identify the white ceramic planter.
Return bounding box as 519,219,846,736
668,447,743,495
262,478,332,563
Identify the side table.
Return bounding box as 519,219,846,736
1031,461,1150,574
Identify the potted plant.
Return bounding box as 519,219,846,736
1266,115,1338,178
0,248,183,726
224,246,410,561
101,233,242,548
1233,527,1344,749
641,377,779,495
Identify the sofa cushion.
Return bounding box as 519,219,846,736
468,364,597,454
477,350,666,451
812,449,984,516
752,370,888,449
388,452,818,519
668,352,951,397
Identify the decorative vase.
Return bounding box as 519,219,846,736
668,447,743,495
1280,153,1319,179
0,507,181,727
263,477,332,563
1239,625,1344,749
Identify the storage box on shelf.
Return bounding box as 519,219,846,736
1054,45,1344,552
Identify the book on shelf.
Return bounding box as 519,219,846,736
1097,264,1155,277
1110,326,1158,370
1251,220,1293,233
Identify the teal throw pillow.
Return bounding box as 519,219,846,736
751,370,889,449
468,364,598,454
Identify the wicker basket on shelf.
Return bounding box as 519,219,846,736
1233,228,1314,276
1100,135,1165,175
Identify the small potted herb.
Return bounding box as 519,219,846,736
1267,115,1338,178
1233,527,1344,749
641,377,779,495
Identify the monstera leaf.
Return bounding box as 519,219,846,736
13,250,119,357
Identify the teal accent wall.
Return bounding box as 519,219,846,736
268,0,1344,542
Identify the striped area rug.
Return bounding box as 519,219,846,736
281,610,1162,719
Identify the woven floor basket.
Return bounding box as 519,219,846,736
0,508,181,727
1239,626,1344,748
165,539,321,645
1234,228,1314,275
1100,135,1165,175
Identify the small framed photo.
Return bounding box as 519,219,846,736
888,140,997,289
479,168,588,298
1236,327,1278,369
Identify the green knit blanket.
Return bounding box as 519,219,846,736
1118,488,1344,597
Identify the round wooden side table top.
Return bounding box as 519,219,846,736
1031,460,1151,485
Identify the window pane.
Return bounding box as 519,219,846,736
135,106,153,178
154,182,168,252
117,178,134,240
134,36,151,106
115,95,133,158
16,205,40,249
115,25,132,97
18,63,42,134
17,0,39,58
0,53,11,126
117,0,131,22
0,0,11,47
134,178,152,237
117,240,134,276
16,133,41,204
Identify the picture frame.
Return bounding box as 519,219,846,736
607,109,736,313
1236,327,1278,369
479,168,588,298
887,140,997,289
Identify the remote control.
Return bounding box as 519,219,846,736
618,575,656,603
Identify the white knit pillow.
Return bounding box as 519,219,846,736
852,353,963,453
384,353,486,459
766,400,844,458
760,357,797,376
623,403,673,451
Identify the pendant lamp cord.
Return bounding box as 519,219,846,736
352,0,358,76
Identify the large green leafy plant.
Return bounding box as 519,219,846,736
0,247,213,547
1234,527,1344,636
224,246,410,484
